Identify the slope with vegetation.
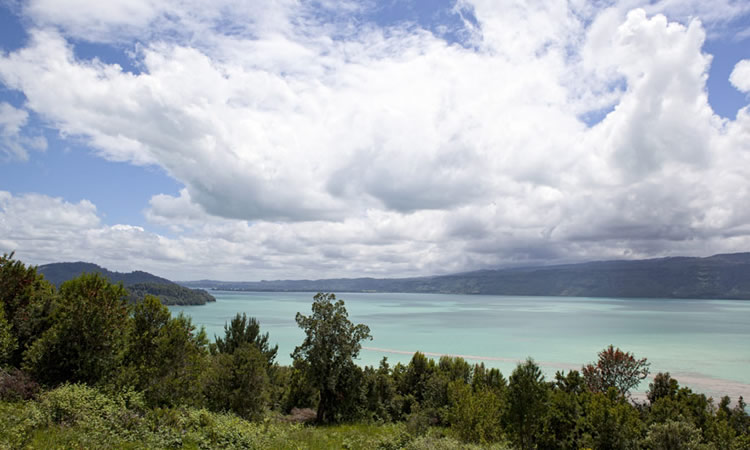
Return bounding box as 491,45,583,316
1,253,749,448
185,252,750,299
38,261,215,305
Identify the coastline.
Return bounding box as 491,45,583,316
362,346,750,403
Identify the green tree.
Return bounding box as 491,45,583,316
506,358,548,450
0,253,56,366
24,273,129,385
648,372,679,404
643,419,704,450
538,371,587,449
213,313,278,365
282,358,319,413
122,295,208,407
582,345,649,398
579,389,643,450
362,357,398,422
292,292,371,423
448,380,505,444
204,342,270,420
0,304,17,366
400,351,434,405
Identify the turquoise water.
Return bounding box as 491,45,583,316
169,292,750,399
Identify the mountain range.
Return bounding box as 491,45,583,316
181,253,750,300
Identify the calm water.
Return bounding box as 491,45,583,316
170,292,750,399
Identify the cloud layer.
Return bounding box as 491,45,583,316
1,1,750,279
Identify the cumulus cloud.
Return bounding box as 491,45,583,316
730,59,750,94
1,1,750,278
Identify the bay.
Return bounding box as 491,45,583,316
169,291,750,399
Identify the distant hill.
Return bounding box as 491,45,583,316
38,262,215,306
182,253,750,300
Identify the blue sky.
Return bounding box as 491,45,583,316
1,0,750,280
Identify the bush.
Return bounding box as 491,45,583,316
448,381,505,444
0,368,40,401
643,419,705,450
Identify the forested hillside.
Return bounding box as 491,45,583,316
39,261,215,305
185,253,750,299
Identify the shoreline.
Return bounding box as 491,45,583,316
362,346,750,402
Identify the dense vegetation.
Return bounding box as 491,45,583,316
184,252,750,299
38,261,215,305
2,253,749,449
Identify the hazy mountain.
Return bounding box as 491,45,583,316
38,262,215,305
182,253,750,300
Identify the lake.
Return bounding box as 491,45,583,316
169,291,750,400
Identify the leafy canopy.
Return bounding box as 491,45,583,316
292,292,371,423
582,345,650,398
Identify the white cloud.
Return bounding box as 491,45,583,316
730,59,750,94
0,102,47,161
1,3,750,278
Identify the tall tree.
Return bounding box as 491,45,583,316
214,312,277,365
506,358,548,450
292,292,371,423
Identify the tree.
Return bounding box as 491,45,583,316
448,380,505,444
579,389,643,449
647,372,679,404
204,342,269,420
291,292,371,423
0,253,56,366
582,345,649,398
213,313,278,366
122,295,208,407
506,358,548,450
204,312,276,418
24,273,130,385
643,420,703,450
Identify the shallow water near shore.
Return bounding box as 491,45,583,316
170,291,750,400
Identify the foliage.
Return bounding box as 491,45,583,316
0,367,40,401
24,273,130,386
582,345,650,398
122,295,209,407
0,253,57,366
292,292,371,423
579,388,644,450
282,358,319,413
448,380,505,444
0,302,17,365
213,312,278,366
506,358,548,450
643,419,705,450
537,371,586,449
127,281,216,305
204,342,270,420
362,358,399,422
648,372,680,404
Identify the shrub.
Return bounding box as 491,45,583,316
0,368,40,401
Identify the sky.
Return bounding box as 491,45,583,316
1,0,750,281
